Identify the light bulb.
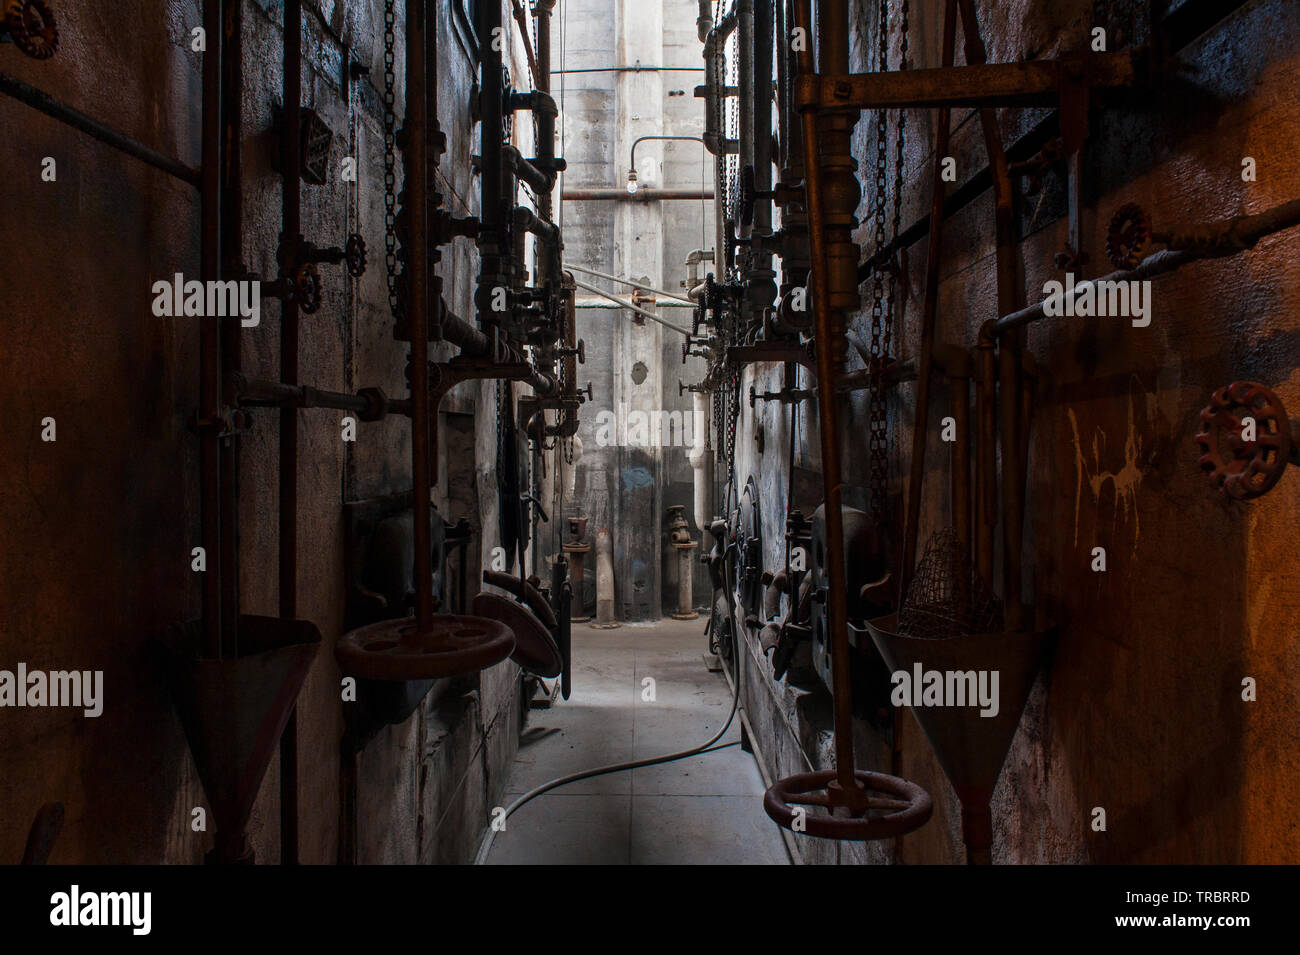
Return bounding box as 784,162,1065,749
626,170,639,194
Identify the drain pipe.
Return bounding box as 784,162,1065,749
592,528,620,629
688,390,712,535
278,0,303,866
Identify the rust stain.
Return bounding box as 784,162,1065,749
1068,387,1147,552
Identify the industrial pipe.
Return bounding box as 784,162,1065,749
562,187,715,201
592,529,619,629
278,0,303,866
0,71,201,186
688,390,713,534
564,263,696,305
570,278,692,335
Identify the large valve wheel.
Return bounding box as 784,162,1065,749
472,592,562,678
764,769,933,840
336,614,514,681
759,774,935,841
1195,380,1294,501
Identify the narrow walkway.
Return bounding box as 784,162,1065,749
486,617,790,864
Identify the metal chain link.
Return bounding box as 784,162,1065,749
382,0,400,317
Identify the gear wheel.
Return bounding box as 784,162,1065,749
1105,202,1151,270
344,233,367,277
1195,381,1293,501
6,0,58,60
293,262,322,314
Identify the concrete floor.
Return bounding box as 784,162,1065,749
485,616,791,865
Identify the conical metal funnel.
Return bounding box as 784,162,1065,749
160,615,321,864
865,613,1051,862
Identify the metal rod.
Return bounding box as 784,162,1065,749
570,278,691,335
564,263,695,304
794,0,861,803
199,0,223,664
900,0,958,596
549,66,706,74
561,187,714,201
278,0,303,867
219,0,244,663
409,0,433,630
993,196,1300,335
0,71,202,186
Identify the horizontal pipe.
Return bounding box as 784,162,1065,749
565,263,695,304
562,188,714,201
231,374,382,417
798,51,1140,111
0,71,201,186
550,66,706,74
575,298,697,309
993,197,1300,336
571,278,692,335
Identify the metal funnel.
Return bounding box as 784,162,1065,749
160,615,321,864
864,613,1051,863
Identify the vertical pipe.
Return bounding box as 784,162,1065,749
957,0,1023,630
409,0,434,630
476,0,507,330
278,0,302,866
899,0,957,594
199,0,222,660
975,330,996,582
952,371,971,555
219,0,243,656
792,0,860,802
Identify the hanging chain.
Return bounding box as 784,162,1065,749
382,0,400,317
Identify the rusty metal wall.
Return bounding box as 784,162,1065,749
736,0,1300,863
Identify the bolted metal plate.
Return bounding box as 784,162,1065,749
336,614,514,681
472,592,562,678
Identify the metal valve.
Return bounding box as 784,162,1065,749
1195,380,1300,501
4,0,58,60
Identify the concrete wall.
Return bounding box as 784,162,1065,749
0,0,531,864
557,0,714,622
732,0,1300,863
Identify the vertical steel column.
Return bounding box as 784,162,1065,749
278,0,302,866
475,0,507,331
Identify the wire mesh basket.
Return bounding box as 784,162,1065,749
897,527,1004,639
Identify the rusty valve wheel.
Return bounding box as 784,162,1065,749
344,233,367,277
335,614,515,681
1105,202,1152,270
5,0,58,60
764,769,933,840
472,592,562,678
1195,380,1296,501
293,262,322,313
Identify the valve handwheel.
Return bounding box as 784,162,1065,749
294,262,322,313
6,0,58,60
764,769,933,840
336,614,514,681
1105,202,1151,270
1196,381,1294,501
345,233,368,277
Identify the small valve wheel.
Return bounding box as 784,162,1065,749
1105,202,1151,270
6,0,57,60
1195,380,1293,501
764,769,933,840
344,233,367,277
293,262,322,313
